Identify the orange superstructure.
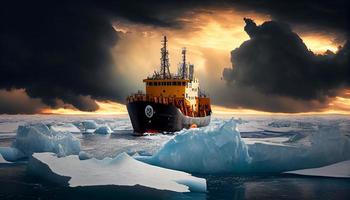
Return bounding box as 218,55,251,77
143,79,189,98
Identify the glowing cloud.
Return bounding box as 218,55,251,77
41,101,127,115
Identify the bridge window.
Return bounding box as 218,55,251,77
182,82,186,86
167,82,170,86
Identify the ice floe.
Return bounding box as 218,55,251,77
137,119,251,173
50,123,81,134
94,125,113,135
138,119,350,174
81,120,98,130
0,153,11,164
0,123,81,161
29,152,206,193
247,123,350,173
285,160,350,178
78,151,92,160
0,146,26,161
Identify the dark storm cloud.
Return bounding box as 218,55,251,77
0,0,211,113
105,0,350,35
222,19,349,112
0,1,122,112
0,89,47,114
230,0,349,35
0,0,348,113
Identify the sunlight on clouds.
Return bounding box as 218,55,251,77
326,95,350,113
175,9,269,51
111,8,343,95
41,101,127,115
106,8,350,115
300,34,342,54
111,9,269,97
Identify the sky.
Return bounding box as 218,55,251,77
0,0,349,114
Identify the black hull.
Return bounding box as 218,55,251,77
127,101,211,134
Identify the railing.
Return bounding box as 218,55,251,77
126,94,211,117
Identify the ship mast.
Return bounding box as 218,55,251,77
160,36,171,79
181,47,187,79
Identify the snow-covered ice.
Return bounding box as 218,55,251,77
285,160,350,178
29,152,206,193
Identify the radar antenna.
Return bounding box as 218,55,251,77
159,36,171,79
181,47,187,79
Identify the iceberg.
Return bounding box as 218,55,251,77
0,123,81,161
285,160,350,178
137,119,251,174
0,146,26,161
14,123,81,156
247,124,350,172
29,152,206,193
0,153,11,164
79,151,92,160
94,125,113,135
81,120,98,130
137,119,350,174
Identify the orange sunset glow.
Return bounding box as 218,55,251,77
39,8,349,115
112,8,344,95
1,6,348,115
41,97,350,115
41,101,127,115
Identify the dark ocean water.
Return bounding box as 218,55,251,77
1,164,349,200
0,114,349,200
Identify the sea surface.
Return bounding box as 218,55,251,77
0,114,349,200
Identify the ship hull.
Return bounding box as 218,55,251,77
127,101,211,134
